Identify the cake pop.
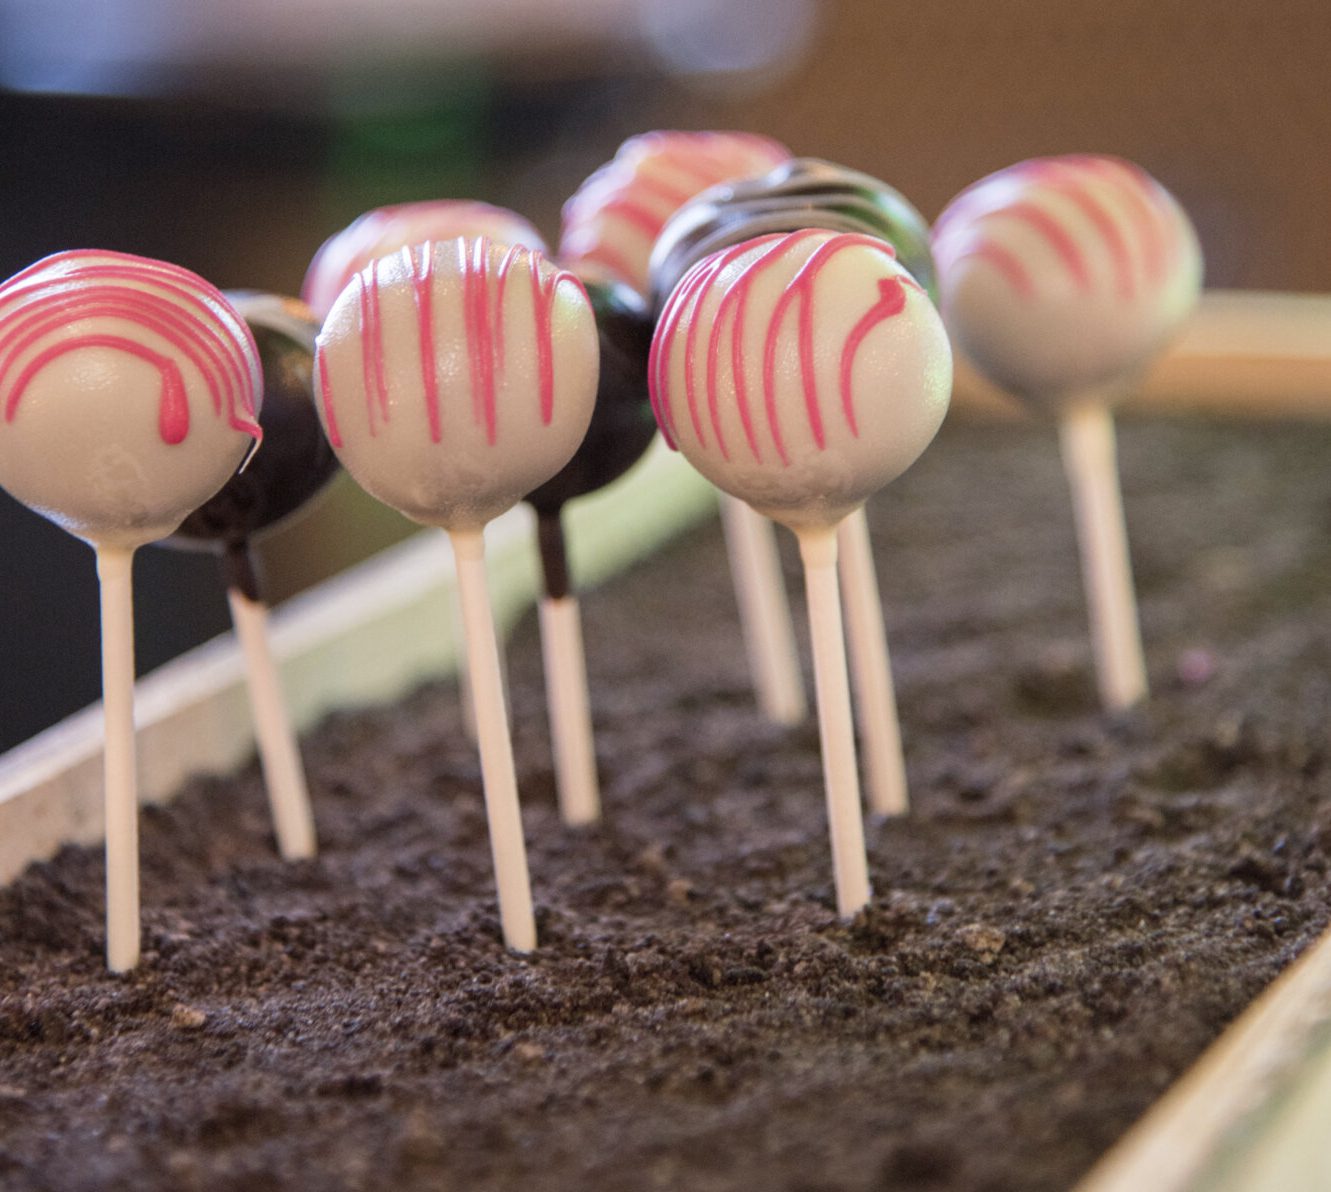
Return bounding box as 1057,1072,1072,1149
932,154,1203,711
559,130,790,298
303,200,547,320
164,291,338,861
0,249,262,970
651,229,951,916
651,157,940,816
524,280,657,825
305,200,546,743
315,237,599,950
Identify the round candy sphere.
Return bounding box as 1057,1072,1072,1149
302,200,547,321
650,229,951,531
169,292,339,552
0,250,262,549
315,237,599,531
931,154,1203,407
525,279,657,518
650,157,936,308
559,130,790,296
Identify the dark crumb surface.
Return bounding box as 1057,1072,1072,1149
3,416,1331,1192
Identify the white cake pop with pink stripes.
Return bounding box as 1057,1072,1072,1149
0,250,263,549
931,154,1202,408
303,201,547,321
314,236,598,532
650,228,951,530
650,227,951,919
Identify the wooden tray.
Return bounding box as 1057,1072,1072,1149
2,289,1329,1192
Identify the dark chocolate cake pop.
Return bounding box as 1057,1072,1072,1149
167,292,339,599
649,157,935,310
525,279,657,599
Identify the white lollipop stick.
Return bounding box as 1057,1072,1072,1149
719,494,806,726
796,524,871,918
650,230,951,918
453,581,479,743
836,507,908,815
226,587,317,860
539,594,600,825
314,239,598,950
450,528,537,952
96,546,141,973
0,251,264,972
453,563,511,745
1058,398,1148,711
933,155,1201,712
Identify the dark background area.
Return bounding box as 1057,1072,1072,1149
1,0,1328,750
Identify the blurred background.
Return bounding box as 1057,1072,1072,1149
1,0,1328,749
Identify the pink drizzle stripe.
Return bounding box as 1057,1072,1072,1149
1025,160,1135,299
368,259,390,424
356,276,378,434
494,245,517,388
611,171,692,214
463,238,497,443
944,240,1035,299
562,132,790,284
304,200,547,317
408,244,442,443
316,348,343,448
839,275,920,433
1077,156,1170,285
651,251,723,450
706,238,793,463
682,263,718,453
2,295,223,422
1000,201,1092,291
0,251,260,444
526,251,579,426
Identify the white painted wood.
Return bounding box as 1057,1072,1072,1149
1077,922,1331,1192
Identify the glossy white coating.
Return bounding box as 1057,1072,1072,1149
314,237,599,532
0,250,262,549
650,229,951,530
932,154,1202,406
